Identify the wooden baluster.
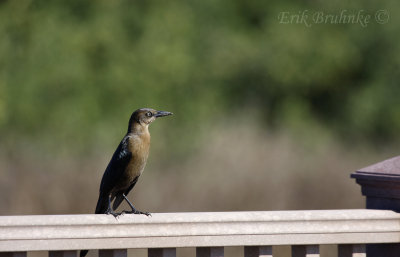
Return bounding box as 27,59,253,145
148,248,176,257
244,246,273,257
99,249,127,257
338,244,366,257
292,245,319,257
0,252,27,257
49,251,77,257
196,247,224,257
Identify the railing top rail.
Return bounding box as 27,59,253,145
1,209,400,251
1,209,399,225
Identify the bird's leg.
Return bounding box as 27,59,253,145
121,194,151,216
106,194,121,218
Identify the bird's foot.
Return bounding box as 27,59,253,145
122,209,151,216
106,208,122,218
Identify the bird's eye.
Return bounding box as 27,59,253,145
146,112,153,117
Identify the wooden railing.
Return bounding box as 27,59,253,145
1,209,400,257
1,156,400,256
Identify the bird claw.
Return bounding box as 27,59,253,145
106,209,122,218
142,211,152,217
122,209,151,216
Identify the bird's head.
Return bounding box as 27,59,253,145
128,108,173,132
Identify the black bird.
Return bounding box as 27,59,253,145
80,108,172,257
96,108,172,216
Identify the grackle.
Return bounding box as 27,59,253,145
80,108,172,257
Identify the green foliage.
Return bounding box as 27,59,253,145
0,0,398,156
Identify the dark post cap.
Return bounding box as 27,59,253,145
351,155,400,209
352,156,400,256
352,155,400,182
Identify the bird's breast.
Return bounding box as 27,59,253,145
125,133,151,181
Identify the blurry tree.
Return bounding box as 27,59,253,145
0,0,398,158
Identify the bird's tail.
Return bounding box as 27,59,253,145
95,193,109,214
80,194,108,257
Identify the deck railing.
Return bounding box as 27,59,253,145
2,156,400,257
1,209,400,257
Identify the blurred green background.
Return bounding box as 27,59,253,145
0,0,399,216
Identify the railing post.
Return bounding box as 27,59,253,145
291,245,319,257
49,251,77,257
99,249,127,257
244,246,272,257
196,247,224,257
0,253,27,257
351,155,400,257
338,244,366,257
148,248,176,257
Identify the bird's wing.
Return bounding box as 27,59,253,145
95,136,132,214
99,135,132,195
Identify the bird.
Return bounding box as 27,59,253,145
96,108,172,216
80,108,172,257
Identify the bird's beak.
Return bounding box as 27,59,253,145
155,110,173,118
